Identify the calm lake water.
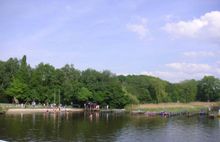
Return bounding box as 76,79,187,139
0,112,220,142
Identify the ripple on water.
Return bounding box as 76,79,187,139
0,113,220,142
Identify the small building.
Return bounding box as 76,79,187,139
85,102,100,111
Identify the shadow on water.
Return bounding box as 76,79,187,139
0,112,220,142
0,112,130,142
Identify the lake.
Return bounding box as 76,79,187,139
0,112,220,142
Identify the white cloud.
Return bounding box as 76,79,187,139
163,11,220,41
183,51,216,58
216,61,220,66
127,18,151,40
166,62,212,74
141,71,212,83
142,71,198,82
142,62,220,82
116,72,134,76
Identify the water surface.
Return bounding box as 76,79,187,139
0,112,219,142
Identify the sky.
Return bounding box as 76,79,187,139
0,0,220,82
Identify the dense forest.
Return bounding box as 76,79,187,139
0,55,220,108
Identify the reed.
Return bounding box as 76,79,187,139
126,102,219,113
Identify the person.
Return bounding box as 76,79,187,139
21,103,24,108
32,100,36,108
96,105,100,110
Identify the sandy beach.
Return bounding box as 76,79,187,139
6,108,84,114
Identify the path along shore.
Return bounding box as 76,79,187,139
5,108,84,114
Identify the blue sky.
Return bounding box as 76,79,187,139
0,0,220,82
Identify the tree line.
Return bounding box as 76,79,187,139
0,56,220,108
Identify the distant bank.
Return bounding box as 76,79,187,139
127,102,220,112
127,102,220,118
5,108,84,114
1,102,220,115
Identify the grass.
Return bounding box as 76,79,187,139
126,102,219,113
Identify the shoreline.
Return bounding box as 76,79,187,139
127,102,220,118
5,108,84,114
127,102,220,112
1,102,219,115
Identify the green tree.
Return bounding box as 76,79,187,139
30,63,57,103
77,87,92,103
5,78,29,102
16,55,31,82
118,75,154,103
180,80,197,102
60,64,81,104
5,56,31,102
197,76,220,101
122,86,139,104
2,55,220,108
0,58,19,102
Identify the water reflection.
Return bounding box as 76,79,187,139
32,113,35,126
219,118,220,127
0,113,220,142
